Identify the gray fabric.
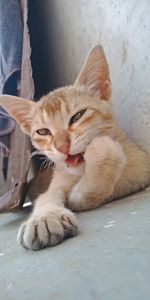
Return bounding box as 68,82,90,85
0,0,23,177
0,0,23,93
20,0,34,99
0,0,34,210
0,0,24,153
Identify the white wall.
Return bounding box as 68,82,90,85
33,0,150,152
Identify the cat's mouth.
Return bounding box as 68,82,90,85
65,152,84,167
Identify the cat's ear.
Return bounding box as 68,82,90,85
75,45,112,100
0,95,36,134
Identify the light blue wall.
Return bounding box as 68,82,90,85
30,0,150,152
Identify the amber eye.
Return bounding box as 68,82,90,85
36,128,51,136
69,109,86,125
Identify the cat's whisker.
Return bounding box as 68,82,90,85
40,160,47,171
41,158,49,170
48,160,54,169
26,151,46,165
39,155,53,171
28,151,43,160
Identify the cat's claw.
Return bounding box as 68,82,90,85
17,208,78,250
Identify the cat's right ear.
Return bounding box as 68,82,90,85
74,45,112,101
0,95,36,135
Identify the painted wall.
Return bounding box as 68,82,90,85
29,0,150,152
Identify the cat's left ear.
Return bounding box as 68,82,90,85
74,45,112,100
0,95,36,134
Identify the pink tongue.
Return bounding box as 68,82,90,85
65,154,82,166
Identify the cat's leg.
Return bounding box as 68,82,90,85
68,136,126,211
17,171,78,250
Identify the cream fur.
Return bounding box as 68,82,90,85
0,45,150,250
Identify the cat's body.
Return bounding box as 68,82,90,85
0,45,150,250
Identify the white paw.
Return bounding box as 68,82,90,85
17,207,78,250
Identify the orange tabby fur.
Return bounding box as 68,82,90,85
0,45,150,250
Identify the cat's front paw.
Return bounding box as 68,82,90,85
17,207,78,250
84,136,126,166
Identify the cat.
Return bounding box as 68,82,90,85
0,45,150,250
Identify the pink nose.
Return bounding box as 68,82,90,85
58,144,70,155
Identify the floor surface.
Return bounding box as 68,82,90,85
0,189,150,300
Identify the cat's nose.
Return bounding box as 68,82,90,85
57,143,70,155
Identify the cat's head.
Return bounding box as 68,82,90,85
0,45,114,174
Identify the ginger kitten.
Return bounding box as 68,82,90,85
0,45,150,250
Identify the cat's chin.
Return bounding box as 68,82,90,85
63,153,85,175
65,162,85,175
65,153,84,168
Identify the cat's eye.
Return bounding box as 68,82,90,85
69,109,87,125
36,128,51,136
